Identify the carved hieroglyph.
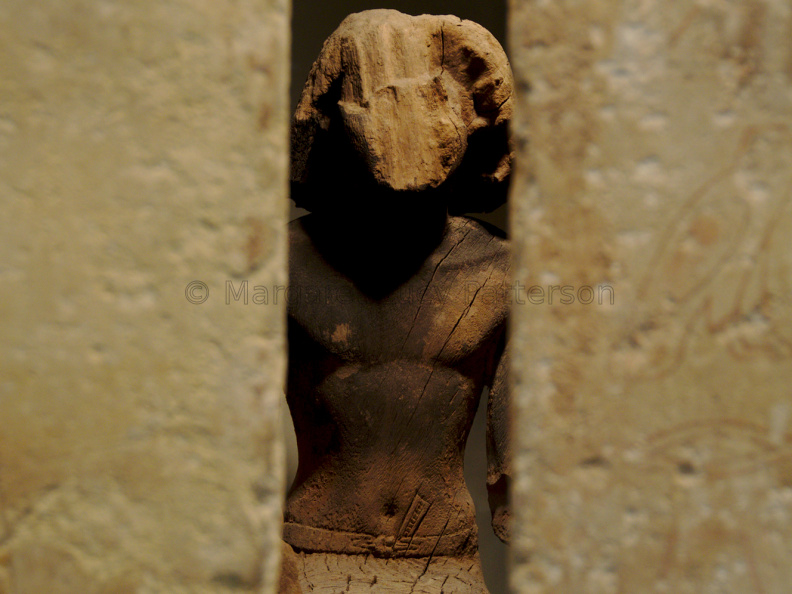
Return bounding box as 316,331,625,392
508,1,792,592
282,10,513,594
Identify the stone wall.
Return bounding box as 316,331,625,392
5,1,792,592
508,0,792,592
0,1,290,592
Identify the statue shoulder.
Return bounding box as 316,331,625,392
287,214,327,288
288,214,311,245
287,215,318,264
446,216,510,275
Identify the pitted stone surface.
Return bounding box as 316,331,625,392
508,0,792,592
0,1,289,592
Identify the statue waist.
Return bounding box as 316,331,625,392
282,521,478,558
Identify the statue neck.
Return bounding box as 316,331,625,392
301,193,450,297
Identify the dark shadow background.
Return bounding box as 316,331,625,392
287,3,509,592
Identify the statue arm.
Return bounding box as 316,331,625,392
486,336,511,543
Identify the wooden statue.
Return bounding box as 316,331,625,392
281,10,512,593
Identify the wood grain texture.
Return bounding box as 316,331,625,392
290,9,513,215
294,549,488,593
283,9,514,593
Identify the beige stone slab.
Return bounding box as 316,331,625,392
508,1,792,592
0,1,289,592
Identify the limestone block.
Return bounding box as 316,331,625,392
508,0,792,592
0,0,289,592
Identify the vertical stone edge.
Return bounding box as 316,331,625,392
0,0,292,592
507,0,792,592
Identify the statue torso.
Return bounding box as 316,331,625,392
284,215,509,558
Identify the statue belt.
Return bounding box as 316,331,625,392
282,522,477,558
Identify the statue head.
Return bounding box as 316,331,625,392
291,9,513,215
